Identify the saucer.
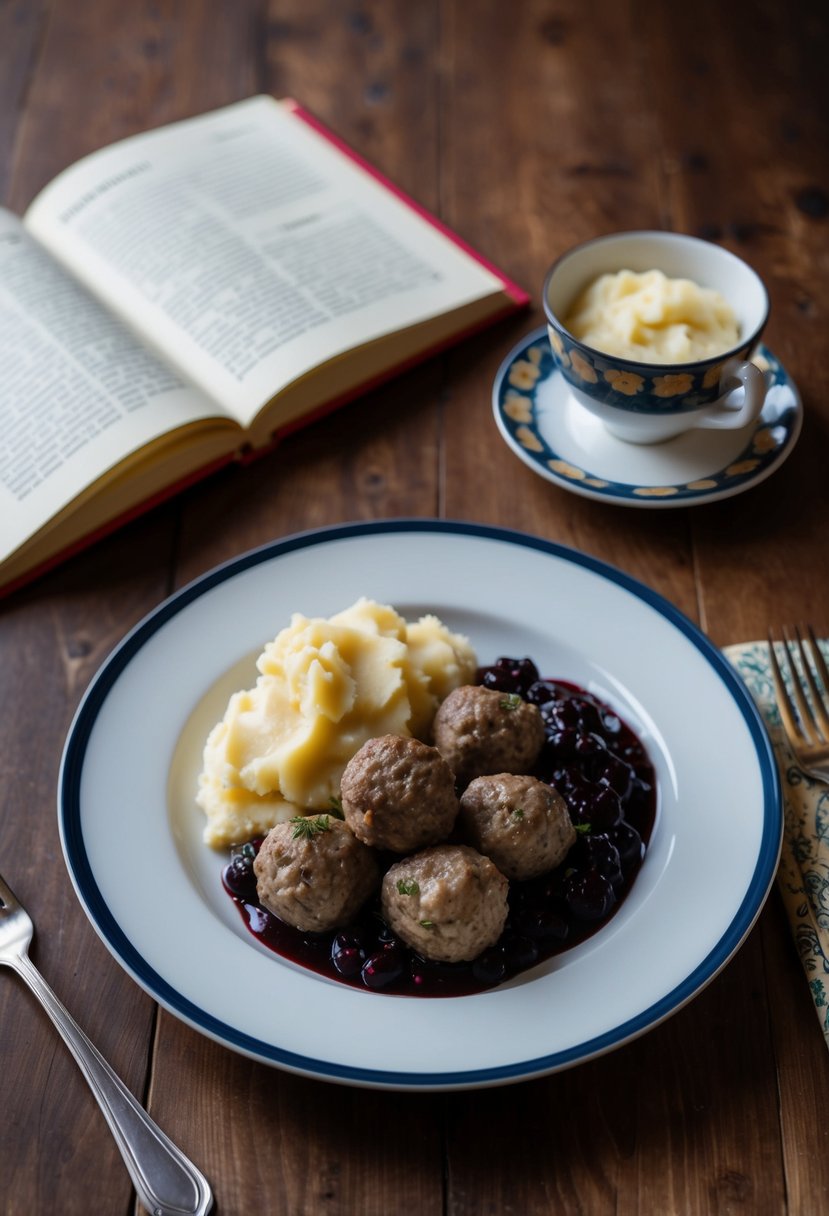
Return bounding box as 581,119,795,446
493,327,802,507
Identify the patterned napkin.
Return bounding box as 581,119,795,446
726,641,829,1048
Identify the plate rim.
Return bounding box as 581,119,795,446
493,327,803,509
58,519,782,1089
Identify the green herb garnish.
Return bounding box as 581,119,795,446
291,814,332,840
328,795,345,819
419,920,434,929
499,693,522,711
397,879,420,896
511,807,525,821
574,822,592,835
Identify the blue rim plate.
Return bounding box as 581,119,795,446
59,520,781,1090
494,328,802,507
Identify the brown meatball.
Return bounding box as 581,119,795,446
340,734,458,853
253,816,378,933
381,844,508,963
459,773,576,880
432,685,545,783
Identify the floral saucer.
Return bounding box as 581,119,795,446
493,327,802,508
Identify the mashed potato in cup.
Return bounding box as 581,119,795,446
197,598,476,848
542,231,769,443
562,268,739,362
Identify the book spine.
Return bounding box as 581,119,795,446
283,99,530,307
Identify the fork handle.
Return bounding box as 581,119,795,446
11,952,212,1216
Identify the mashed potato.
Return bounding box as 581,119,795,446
563,268,739,362
197,598,476,848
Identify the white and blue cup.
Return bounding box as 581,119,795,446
542,231,770,444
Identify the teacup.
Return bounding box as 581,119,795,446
542,231,770,444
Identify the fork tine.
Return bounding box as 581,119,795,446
768,631,809,746
792,625,828,741
781,626,822,745
804,625,829,737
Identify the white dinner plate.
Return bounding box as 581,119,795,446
59,521,781,1090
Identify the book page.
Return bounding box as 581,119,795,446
0,209,225,564
24,96,508,430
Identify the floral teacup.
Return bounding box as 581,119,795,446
542,231,770,444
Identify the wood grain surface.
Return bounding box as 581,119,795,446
1,2,828,1214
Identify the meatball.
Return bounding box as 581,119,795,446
253,816,378,933
459,773,576,880
381,844,508,962
340,734,458,853
432,685,545,783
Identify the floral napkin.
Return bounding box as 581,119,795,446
725,641,829,1048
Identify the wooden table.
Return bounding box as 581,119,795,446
2,1,828,1212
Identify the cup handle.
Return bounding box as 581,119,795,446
697,358,766,431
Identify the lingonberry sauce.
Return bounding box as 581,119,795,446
222,658,656,997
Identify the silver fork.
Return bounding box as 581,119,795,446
0,871,213,1215
768,625,829,784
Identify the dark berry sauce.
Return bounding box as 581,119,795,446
222,657,657,997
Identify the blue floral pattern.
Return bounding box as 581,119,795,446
548,318,755,414
726,640,829,1046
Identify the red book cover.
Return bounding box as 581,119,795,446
2,100,529,599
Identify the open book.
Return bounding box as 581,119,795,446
0,96,527,594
